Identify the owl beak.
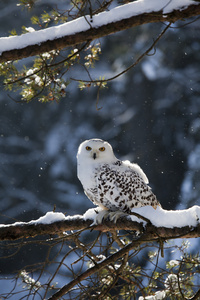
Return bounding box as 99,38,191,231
91,150,98,160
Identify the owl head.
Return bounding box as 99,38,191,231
77,139,117,164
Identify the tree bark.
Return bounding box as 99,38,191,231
0,3,199,63
0,214,200,241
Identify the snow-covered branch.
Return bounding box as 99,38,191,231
1,207,200,300
0,0,199,63
0,206,200,242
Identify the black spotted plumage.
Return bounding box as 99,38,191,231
86,162,160,212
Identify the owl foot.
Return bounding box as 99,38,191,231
94,210,110,224
94,210,128,224
109,211,129,223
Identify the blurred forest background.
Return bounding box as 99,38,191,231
0,0,200,296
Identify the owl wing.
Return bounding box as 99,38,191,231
122,160,149,184
95,164,160,212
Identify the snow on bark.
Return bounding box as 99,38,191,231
0,0,198,55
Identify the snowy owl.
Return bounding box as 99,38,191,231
77,139,160,215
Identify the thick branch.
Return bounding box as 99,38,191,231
0,2,199,63
0,214,200,241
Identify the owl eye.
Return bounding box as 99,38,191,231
99,147,105,152
86,146,92,151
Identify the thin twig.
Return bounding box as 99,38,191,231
47,235,147,300
71,22,172,84
187,288,200,300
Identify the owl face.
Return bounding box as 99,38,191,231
77,139,116,163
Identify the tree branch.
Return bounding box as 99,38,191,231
47,234,143,300
187,288,200,300
0,2,199,63
0,212,200,242
71,22,171,85
46,215,200,300
1,208,200,300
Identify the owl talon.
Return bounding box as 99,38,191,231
93,210,128,224
109,211,128,223
94,210,110,224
